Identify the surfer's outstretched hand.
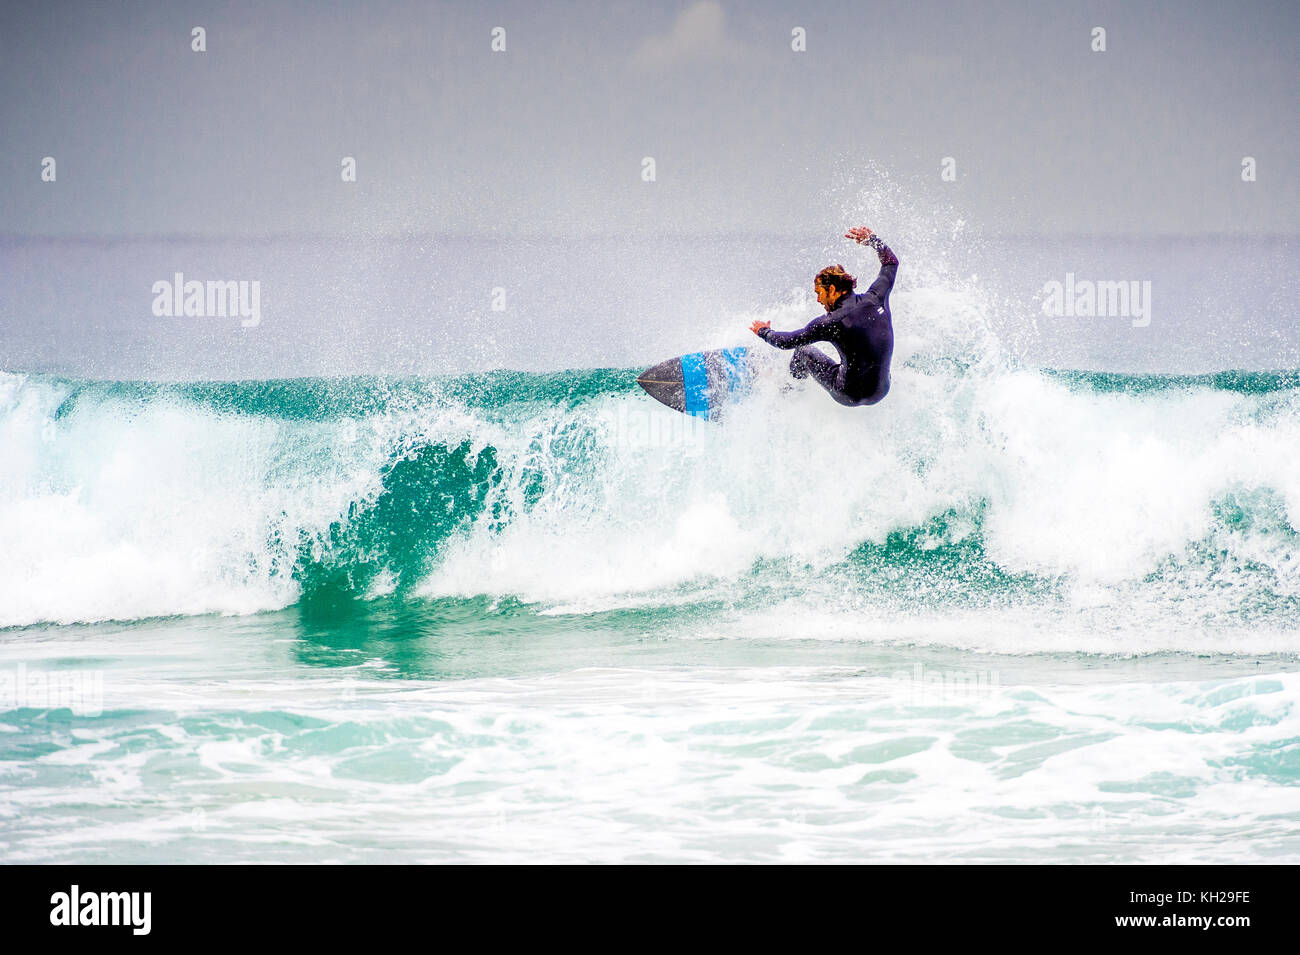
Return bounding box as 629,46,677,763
750,320,771,336
845,226,874,244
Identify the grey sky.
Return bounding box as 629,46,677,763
2,0,1297,237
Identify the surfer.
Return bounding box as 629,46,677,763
750,226,898,406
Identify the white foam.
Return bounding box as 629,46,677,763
4,664,1296,863
0,374,412,625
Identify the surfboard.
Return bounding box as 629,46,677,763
636,346,754,420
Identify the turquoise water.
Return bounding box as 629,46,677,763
1,361,1298,862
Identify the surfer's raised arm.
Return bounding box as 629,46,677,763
845,226,899,301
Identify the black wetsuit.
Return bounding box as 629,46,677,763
757,235,898,406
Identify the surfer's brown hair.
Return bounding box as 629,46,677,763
815,264,856,294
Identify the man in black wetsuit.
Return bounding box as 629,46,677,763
750,226,898,406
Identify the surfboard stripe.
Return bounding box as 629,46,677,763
680,352,710,418
720,347,749,396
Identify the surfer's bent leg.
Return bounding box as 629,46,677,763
790,346,849,399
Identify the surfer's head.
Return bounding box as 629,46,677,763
814,265,856,311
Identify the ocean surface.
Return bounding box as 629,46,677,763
2,228,1299,863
